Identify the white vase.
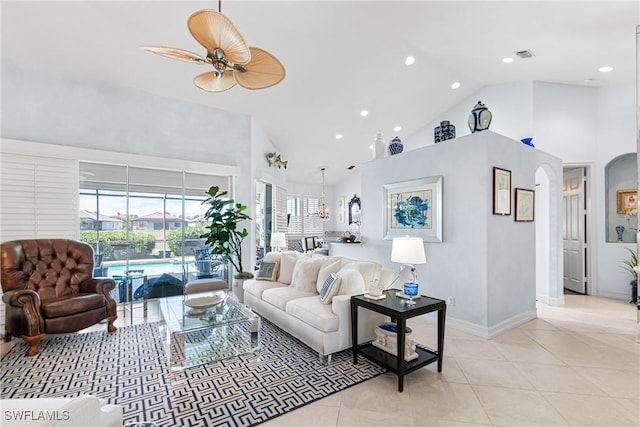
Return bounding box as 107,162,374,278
233,278,246,303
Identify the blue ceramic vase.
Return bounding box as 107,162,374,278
389,136,404,155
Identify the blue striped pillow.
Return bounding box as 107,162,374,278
319,272,341,304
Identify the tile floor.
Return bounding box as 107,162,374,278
2,295,638,426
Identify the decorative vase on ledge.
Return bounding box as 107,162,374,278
468,101,492,133
616,225,625,242
388,136,404,155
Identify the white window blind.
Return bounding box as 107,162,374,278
275,186,288,233
287,194,323,237
0,153,78,242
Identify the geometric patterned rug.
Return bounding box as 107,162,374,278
1,320,386,426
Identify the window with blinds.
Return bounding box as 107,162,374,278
274,186,288,233
0,153,78,241
287,194,324,237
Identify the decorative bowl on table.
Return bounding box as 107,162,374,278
185,295,223,315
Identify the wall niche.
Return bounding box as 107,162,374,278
605,153,638,243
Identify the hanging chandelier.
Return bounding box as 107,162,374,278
317,168,330,221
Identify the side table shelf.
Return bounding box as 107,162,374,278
351,289,446,392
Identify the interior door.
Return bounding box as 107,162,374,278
563,167,587,294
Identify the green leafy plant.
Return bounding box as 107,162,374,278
620,247,638,284
200,185,253,279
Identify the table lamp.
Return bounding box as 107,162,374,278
391,236,426,302
271,232,287,252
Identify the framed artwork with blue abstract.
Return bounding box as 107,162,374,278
383,176,443,242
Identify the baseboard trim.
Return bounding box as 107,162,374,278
446,309,538,339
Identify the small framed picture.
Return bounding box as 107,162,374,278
493,167,511,216
617,189,637,214
515,188,535,222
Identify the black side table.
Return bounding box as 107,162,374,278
351,289,446,392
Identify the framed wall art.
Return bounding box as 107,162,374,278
383,175,443,242
493,167,511,216
617,189,637,214
515,188,535,222
337,196,345,223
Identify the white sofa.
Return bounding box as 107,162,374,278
243,251,394,361
0,395,122,427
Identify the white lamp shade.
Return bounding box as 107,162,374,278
271,232,287,249
391,236,426,264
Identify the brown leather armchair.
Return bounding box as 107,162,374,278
1,239,118,356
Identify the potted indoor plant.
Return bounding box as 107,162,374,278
201,185,253,301
621,247,638,303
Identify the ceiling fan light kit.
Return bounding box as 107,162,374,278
142,7,285,93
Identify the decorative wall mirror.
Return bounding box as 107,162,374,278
348,194,361,225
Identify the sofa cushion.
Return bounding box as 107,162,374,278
278,251,299,284
319,273,341,304
316,258,344,293
263,252,281,263
291,256,324,293
286,297,339,332
336,265,366,295
262,287,316,311
244,279,287,299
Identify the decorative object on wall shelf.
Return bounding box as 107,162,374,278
515,188,535,222
468,101,492,133
372,132,387,159
615,225,625,242
521,137,535,147
383,176,443,242
492,167,512,216
434,120,456,143
388,136,404,155
617,189,637,214
266,152,288,169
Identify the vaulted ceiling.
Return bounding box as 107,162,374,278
2,1,637,184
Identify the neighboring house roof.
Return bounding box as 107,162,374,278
79,210,122,222
131,212,185,222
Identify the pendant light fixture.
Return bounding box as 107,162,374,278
317,168,330,221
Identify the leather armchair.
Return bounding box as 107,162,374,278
1,239,117,356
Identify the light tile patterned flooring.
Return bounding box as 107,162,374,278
3,295,638,426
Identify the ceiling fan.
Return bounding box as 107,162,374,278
141,3,285,92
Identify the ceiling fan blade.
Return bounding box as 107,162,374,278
188,10,251,65
235,47,286,90
141,45,207,64
193,71,237,92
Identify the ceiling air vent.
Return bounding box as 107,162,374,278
515,50,535,59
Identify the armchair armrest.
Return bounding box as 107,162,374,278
79,278,116,295
2,288,41,308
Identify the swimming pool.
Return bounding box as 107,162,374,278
103,259,185,277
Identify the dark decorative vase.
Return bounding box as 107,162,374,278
616,225,625,242
468,101,492,133
631,281,638,304
435,121,455,143
389,136,404,155
521,137,535,148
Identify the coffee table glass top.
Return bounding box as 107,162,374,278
159,292,260,369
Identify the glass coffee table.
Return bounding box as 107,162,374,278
158,292,260,370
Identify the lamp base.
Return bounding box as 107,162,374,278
395,291,421,300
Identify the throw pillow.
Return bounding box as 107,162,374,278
290,256,324,293
278,251,298,284
336,265,366,295
315,258,343,293
319,273,341,304
256,261,279,281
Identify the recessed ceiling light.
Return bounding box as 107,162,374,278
451,81,461,89
502,57,514,63
335,133,343,140
360,110,369,117
405,56,415,66
394,126,402,132
598,66,613,73
368,144,374,149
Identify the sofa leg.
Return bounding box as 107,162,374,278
107,315,117,333
3,331,11,342
23,333,45,356
319,353,332,365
